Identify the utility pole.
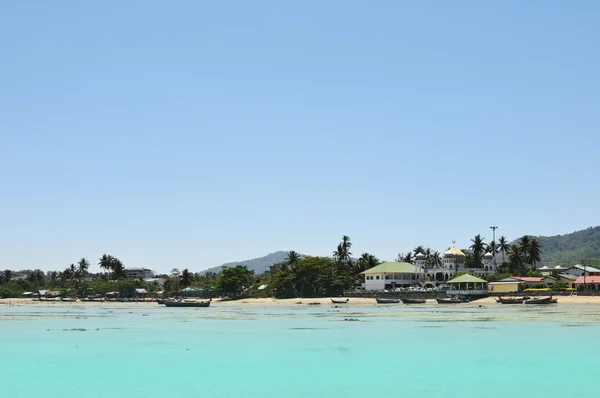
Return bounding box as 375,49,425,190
490,226,498,270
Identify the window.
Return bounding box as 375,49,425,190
376,276,380,280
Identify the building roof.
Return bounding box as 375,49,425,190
488,280,521,285
570,264,600,273
512,277,543,283
539,266,550,270
483,252,494,258
447,274,488,284
444,247,466,257
558,273,578,281
574,276,600,285
135,288,148,294
360,262,421,274
415,252,426,258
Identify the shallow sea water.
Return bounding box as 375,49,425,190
1,303,599,397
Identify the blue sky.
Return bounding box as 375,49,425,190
1,1,598,273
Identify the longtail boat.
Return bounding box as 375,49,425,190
498,297,525,304
401,298,426,304
331,298,349,304
376,298,400,304
525,296,557,305
436,297,463,304
162,300,210,308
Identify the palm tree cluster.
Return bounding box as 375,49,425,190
397,246,442,269
98,254,125,280
507,235,542,276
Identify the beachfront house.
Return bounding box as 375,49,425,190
488,278,522,293
511,276,556,288
563,265,600,277
360,262,423,291
446,274,489,296
574,276,600,291
558,273,578,288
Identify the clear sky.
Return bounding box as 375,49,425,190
1,1,599,274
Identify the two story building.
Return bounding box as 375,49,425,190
360,262,423,291
124,267,154,279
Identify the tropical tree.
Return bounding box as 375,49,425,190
508,244,525,276
215,265,254,297
355,253,380,274
333,236,352,265
413,246,425,256
285,250,300,269
429,251,442,268
470,234,486,268
498,236,510,264
77,257,90,280
180,268,193,289
98,254,125,280
526,237,542,267
28,269,46,292
1,270,12,284
519,235,532,264
397,252,414,264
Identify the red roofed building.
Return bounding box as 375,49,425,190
511,276,556,288
574,276,600,291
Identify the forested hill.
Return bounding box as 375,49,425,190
201,251,298,275
536,226,600,265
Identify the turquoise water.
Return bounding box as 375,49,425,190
1,304,599,397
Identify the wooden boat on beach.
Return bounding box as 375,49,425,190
498,297,525,304
161,300,210,308
401,298,426,304
524,296,557,305
60,297,77,302
376,298,400,304
436,297,463,304
331,298,349,304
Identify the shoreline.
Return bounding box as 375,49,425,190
3,295,600,307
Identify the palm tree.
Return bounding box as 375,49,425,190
498,236,509,264
98,254,125,280
429,251,442,268
341,235,352,263
77,257,90,280
180,268,193,288
519,235,532,264
285,251,300,269
356,253,380,273
508,244,525,276
527,238,542,267
112,258,125,280
98,254,114,276
402,252,414,264
470,234,486,268
413,246,425,256
69,263,77,280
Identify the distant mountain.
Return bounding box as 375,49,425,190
202,251,301,275
535,226,600,265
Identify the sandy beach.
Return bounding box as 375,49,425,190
3,295,600,307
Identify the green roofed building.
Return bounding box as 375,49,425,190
360,262,423,291
446,273,489,296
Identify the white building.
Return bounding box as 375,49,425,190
417,245,497,286
124,267,154,279
360,262,423,291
